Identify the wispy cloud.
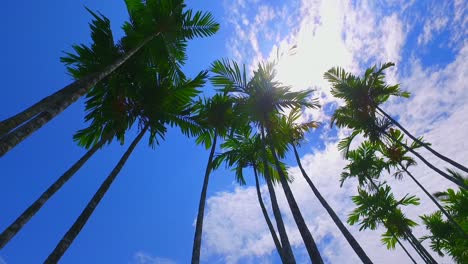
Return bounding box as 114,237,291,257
131,251,176,264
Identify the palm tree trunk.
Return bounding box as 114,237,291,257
400,163,466,236
191,131,218,264
259,131,296,263
0,136,108,249
292,145,373,264
404,229,437,264
44,126,147,263
376,105,468,173
395,235,417,264
265,177,297,264
0,33,158,157
0,83,85,137
253,166,286,263
262,127,323,264
383,130,466,189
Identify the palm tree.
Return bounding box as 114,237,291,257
211,59,324,263
381,129,466,236
190,93,238,264
43,61,207,262
210,59,302,263
0,0,219,157
214,131,293,263
325,63,468,187
272,108,374,263
342,142,437,263
0,28,144,247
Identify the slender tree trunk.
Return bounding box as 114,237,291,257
383,130,466,189
400,163,467,237
405,229,437,264
376,105,468,174
262,127,323,264
0,83,86,137
191,131,218,264
0,136,108,249
292,145,373,264
44,126,147,263
0,33,158,157
395,235,417,264
259,131,296,263
253,166,286,263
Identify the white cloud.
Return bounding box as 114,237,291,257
131,251,176,264
386,44,468,136
418,16,449,46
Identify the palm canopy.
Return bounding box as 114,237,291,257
191,93,241,150
122,0,219,83
325,62,409,110
74,61,207,149
348,185,420,248
269,107,320,158
340,141,386,188
210,59,318,128
61,0,219,106
326,63,408,155
378,128,426,178
214,129,289,184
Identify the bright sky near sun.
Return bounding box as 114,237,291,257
1,0,467,263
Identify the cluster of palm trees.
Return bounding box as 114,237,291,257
326,63,467,263
1,1,466,263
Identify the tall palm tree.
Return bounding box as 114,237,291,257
43,62,206,262
381,129,466,236
212,59,324,263
210,59,300,263
272,108,374,263
0,0,219,157
342,142,437,263
325,62,468,173
325,63,468,186
214,131,293,263
190,94,238,264
0,26,144,247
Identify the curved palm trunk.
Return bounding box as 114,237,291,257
376,105,468,174
191,131,218,264
259,132,296,263
262,127,323,264
383,130,466,189
292,145,373,264
0,136,108,249
0,33,158,157
253,166,286,263
44,126,147,263
400,164,466,236
395,235,417,264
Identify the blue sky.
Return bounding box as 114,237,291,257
1,0,467,263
